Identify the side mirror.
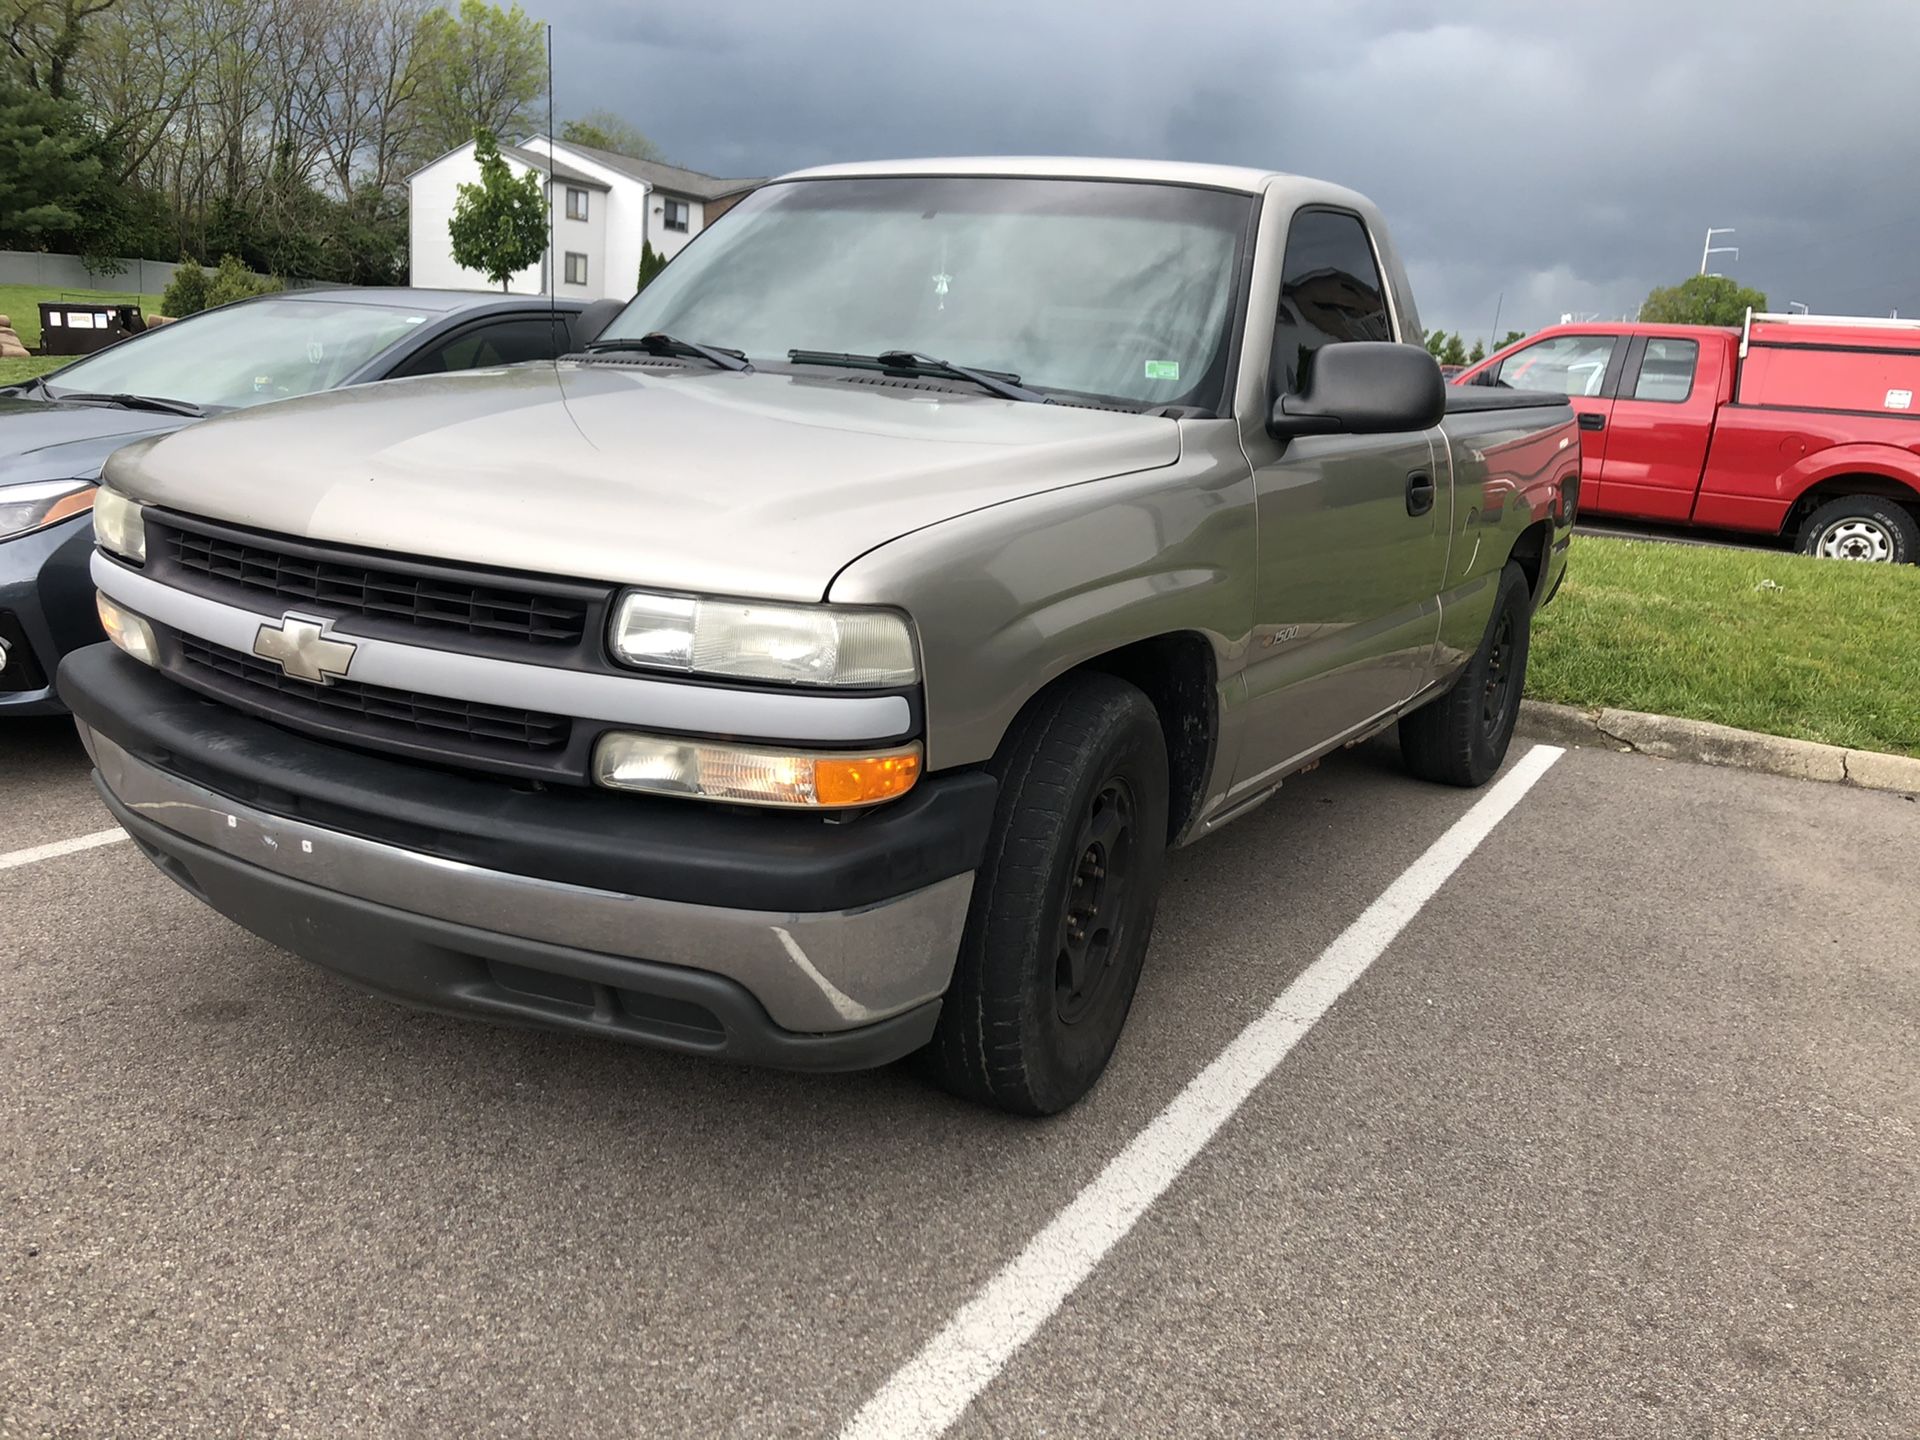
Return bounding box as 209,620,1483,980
1268,342,1446,439
571,297,629,348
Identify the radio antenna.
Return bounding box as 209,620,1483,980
546,24,558,355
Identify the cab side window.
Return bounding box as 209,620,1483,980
393,317,572,377
1492,334,1616,397
1273,209,1393,394
1631,338,1699,402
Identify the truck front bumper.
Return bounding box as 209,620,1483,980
60,645,996,1071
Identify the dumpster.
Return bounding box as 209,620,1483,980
37,302,146,357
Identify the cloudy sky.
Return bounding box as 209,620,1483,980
533,0,1919,339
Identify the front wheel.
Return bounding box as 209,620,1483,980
1796,496,1919,564
1399,561,1533,788
920,672,1169,1116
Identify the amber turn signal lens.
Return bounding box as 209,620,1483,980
812,749,922,806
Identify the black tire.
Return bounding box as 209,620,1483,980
1795,495,1919,564
921,672,1169,1115
1400,561,1532,788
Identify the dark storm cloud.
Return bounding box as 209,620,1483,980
533,0,1920,336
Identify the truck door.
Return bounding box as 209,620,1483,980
1230,207,1453,798
1595,335,1718,522
1482,332,1625,512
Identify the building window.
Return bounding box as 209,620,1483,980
663,198,690,233
566,187,589,221
564,252,588,286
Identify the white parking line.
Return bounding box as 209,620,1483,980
0,828,128,872
839,744,1566,1440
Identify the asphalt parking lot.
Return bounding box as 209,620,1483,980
4,716,1916,1439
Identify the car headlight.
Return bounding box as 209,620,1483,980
1,478,97,542
92,487,147,563
609,590,917,687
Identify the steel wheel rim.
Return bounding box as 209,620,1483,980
1055,777,1136,1026
1817,517,1894,563
1481,610,1517,738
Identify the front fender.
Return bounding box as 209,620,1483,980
827,424,1257,772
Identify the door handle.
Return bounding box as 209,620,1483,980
1406,470,1435,517
1578,411,1606,431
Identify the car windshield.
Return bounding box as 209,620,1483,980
43,297,432,410
600,176,1255,411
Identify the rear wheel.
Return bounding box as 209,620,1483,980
1796,496,1918,564
921,672,1169,1115
1399,561,1532,788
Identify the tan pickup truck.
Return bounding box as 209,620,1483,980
64,158,1576,1114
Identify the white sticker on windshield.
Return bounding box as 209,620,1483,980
1144,360,1180,381
404,316,427,325
1886,388,1913,410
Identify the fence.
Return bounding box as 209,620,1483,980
0,251,190,295
0,250,324,297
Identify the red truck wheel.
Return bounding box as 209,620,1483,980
1797,496,1919,564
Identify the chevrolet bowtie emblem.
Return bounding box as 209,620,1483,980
252,613,357,685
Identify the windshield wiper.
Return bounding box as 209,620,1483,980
787,349,1052,405
49,390,203,418
584,333,752,372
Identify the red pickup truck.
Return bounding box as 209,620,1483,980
1456,312,1920,563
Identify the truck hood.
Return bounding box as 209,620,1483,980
0,395,190,488
104,362,1181,601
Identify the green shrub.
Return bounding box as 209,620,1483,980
159,258,210,318
636,240,668,292
205,253,283,308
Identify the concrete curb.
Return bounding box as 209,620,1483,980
1517,701,1920,797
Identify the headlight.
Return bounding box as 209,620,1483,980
1,478,97,542
92,487,147,563
594,733,922,808
609,590,916,687
96,593,159,667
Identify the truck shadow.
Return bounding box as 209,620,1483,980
1,716,91,786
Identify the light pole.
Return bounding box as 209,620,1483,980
1700,227,1738,275
1788,301,1810,314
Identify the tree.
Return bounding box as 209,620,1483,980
1438,332,1468,367
1467,337,1485,364
0,73,153,265
3,0,120,99
448,127,547,290
410,0,545,158
561,108,661,162
1423,328,1446,358
1639,274,1768,327
1497,329,1526,351
0,76,101,245
636,238,667,291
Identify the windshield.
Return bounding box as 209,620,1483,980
601,176,1255,411
44,297,431,409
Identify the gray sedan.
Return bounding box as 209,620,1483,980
1,288,602,715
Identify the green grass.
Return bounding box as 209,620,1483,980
0,282,165,388
1530,536,1920,757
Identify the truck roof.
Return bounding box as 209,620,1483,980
1515,322,1741,339
778,156,1285,195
